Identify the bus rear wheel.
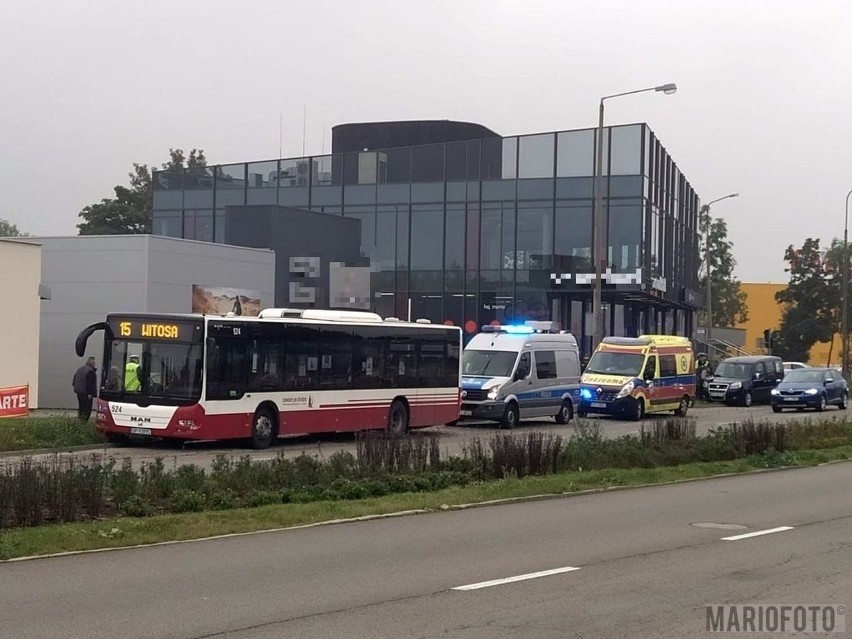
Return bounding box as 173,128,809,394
250,408,277,449
387,400,409,436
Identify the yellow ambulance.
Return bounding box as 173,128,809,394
578,335,695,420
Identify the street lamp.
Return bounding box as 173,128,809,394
702,193,739,359
842,189,852,378
592,83,678,348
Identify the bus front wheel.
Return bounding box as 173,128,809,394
250,408,277,449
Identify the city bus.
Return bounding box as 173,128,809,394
75,308,462,448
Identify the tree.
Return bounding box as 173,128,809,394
77,149,207,235
774,237,842,362
0,219,28,237
698,206,748,327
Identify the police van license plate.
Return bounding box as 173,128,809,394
591,402,606,408
130,427,152,436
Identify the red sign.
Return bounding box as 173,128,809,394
0,385,29,418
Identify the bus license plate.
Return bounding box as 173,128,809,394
591,402,606,408
130,427,152,436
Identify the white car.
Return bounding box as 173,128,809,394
783,361,809,371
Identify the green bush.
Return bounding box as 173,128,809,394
171,489,205,513
120,495,154,518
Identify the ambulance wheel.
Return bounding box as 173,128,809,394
555,399,572,424
631,397,645,421
577,407,587,418
674,396,690,417
499,402,519,429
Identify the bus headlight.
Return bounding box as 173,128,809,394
616,381,635,399
487,387,499,400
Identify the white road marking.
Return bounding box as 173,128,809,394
721,526,794,541
452,566,581,591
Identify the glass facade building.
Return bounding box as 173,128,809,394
152,121,701,354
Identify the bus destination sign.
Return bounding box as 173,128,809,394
108,318,199,342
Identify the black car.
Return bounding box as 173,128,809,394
705,356,783,406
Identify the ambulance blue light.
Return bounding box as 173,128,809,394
580,388,592,400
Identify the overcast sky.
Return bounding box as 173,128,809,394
2,0,851,281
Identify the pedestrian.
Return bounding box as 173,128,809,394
72,356,98,421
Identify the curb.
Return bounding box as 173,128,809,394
3,457,849,563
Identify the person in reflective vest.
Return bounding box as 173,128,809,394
125,355,142,391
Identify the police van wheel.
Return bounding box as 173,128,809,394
555,399,572,424
631,398,645,421
251,408,277,449
674,396,689,417
500,403,519,429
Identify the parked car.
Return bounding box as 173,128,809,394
706,355,783,406
783,361,809,371
771,367,848,412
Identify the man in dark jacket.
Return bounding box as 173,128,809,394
72,357,98,421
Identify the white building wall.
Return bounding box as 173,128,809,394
145,236,275,313
36,235,275,408
0,240,42,408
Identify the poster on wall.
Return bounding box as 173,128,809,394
0,385,29,419
192,285,263,317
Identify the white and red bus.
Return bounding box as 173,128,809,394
75,308,462,448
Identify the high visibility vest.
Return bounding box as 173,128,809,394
125,362,141,391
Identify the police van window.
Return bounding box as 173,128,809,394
660,355,677,378
535,351,557,379
555,350,580,378
516,352,531,379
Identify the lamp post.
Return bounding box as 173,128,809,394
592,83,677,349
842,189,852,378
702,193,739,360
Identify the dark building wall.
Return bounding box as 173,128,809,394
332,120,500,154
224,205,362,307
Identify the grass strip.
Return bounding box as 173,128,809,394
2,445,849,561
0,418,103,453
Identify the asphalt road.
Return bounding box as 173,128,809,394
2,462,849,638
13,400,850,469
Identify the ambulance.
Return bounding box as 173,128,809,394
578,335,695,420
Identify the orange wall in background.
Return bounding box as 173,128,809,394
737,282,840,366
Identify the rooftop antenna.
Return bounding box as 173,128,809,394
302,105,307,156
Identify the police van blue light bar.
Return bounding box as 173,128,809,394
480,324,536,334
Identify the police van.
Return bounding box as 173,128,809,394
458,323,581,428
579,335,695,420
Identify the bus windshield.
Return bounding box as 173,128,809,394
462,350,518,377
585,351,645,377
101,338,203,404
